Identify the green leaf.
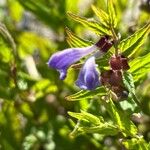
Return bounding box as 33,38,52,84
119,95,139,114
122,72,135,95
122,138,149,150
91,5,109,28
122,72,141,111
79,123,118,136
65,87,107,101
68,110,103,125
67,12,111,35
129,53,150,84
68,111,118,137
103,98,138,137
65,27,93,47
119,23,150,57
107,0,117,28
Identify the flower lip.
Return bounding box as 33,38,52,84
48,45,97,80
75,56,100,90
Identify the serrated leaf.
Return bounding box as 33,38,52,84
129,53,150,84
91,5,109,28
122,72,141,110
122,72,135,95
65,27,93,47
103,99,138,137
66,87,106,101
119,23,150,57
68,110,103,125
67,12,111,35
107,0,117,28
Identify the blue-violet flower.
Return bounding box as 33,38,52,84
75,56,100,90
48,45,97,80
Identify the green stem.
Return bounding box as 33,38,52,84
110,26,119,56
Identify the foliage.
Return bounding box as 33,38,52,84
0,0,150,150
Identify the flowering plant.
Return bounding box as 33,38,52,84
48,0,150,149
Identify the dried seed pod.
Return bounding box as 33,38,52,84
109,55,122,70
109,70,123,86
100,70,113,85
121,57,130,70
109,54,130,70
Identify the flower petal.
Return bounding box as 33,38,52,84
75,56,100,90
48,45,96,80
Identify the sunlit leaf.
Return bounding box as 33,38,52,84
122,72,135,95
119,23,150,56
68,111,118,137
66,87,106,101
103,99,138,137
129,53,150,84
66,27,93,47
91,5,109,28
67,12,111,35
79,123,118,136
68,110,103,125
107,0,117,28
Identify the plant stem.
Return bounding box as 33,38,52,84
111,26,119,56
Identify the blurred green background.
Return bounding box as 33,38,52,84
0,0,150,149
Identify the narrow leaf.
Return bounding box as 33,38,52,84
91,5,109,28
107,0,117,28
67,12,111,35
79,123,118,135
68,111,102,125
65,87,107,101
119,23,150,57
65,27,93,47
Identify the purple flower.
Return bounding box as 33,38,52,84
48,45,97,80
75,56,100,90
